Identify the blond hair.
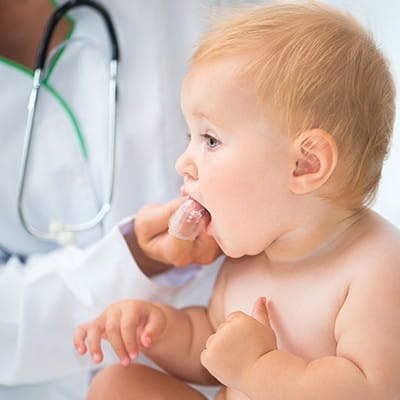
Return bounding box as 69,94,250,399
192,1,396,209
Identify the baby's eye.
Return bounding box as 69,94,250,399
202,133,220,149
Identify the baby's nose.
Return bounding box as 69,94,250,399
175,149,198,180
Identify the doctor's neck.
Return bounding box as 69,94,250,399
0,0,71,70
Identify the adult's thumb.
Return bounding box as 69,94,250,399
135,197,184,239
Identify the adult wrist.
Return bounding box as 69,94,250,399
119,218,172,277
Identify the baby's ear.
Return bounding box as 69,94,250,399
288,129,337,195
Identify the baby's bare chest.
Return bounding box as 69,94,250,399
223,262,348,360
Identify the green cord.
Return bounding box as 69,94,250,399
0,3,88,160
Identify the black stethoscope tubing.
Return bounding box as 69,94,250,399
17,0,120,244
36,0,119,69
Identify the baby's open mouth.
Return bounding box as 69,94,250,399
168,197,210,240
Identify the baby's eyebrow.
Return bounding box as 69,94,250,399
189,111,222,134
192,110,210,120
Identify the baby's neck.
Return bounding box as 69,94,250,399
265,204,366,265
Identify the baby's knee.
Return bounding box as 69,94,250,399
87,363,148,400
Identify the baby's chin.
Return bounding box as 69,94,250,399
170,197,254,258
209,230,247,259
222,246,247,259
213,228,263,259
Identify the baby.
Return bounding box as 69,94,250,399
74,2,399,399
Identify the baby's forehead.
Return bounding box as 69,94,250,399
188,57,281,117
183,56,260,97
182,59,258,108
186,57,243,79
181,62,282,136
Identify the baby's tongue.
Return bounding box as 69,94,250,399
168,198,209,240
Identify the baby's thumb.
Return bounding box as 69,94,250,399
252,297,271,327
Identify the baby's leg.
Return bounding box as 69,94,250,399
87,363,208,400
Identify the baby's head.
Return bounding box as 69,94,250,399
190,1,396,210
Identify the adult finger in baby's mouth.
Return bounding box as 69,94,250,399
168,197,209,240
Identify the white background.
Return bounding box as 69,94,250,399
323,0,400,225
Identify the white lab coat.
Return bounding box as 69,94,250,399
0,1,399,399
0,1,232,398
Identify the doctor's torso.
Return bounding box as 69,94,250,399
0,1,210,257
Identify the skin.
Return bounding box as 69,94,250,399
0,0,71,69
134,197,221,268
74,58,400,400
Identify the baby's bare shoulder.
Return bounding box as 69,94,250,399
353,211,400,273
332,215,400,389
338,212,400,319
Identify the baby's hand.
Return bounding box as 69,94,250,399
73,300,167,366
201,297,277,389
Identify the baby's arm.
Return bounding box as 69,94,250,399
144,304,218,384
74,300,217,385
202,258,400,399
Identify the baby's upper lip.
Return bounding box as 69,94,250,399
181,188,207,212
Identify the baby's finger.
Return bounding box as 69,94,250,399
120,309,141,360
73,324,88,355
251,297,271,327
104,313,131,367
86,323,104,364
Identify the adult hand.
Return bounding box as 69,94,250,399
135,197,222,267
200,297,277,389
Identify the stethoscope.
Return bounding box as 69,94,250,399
17,0,119,245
